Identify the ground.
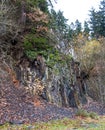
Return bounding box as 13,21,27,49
0,82,105,128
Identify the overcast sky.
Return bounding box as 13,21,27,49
53,0,101,24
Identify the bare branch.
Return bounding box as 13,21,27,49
0,0,18,36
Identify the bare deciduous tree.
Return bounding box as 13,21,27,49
0,0,18,36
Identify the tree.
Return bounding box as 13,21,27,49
66,26,74,41
47,0,57,7
0,0,17,36
99,0,105,16
50,9,68,40
37,0,49,13
55,10,68,33
89,0,105,38
99,0,105,36
74,20,82,36
83,21,90,38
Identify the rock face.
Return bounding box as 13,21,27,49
14,54,87,108
0,40,88,108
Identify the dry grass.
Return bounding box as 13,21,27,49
0,116,105,130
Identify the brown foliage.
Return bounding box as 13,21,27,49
27,8,49,33
27,8,48,23
5,66,19,88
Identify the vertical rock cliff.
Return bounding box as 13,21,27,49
5,42,89,108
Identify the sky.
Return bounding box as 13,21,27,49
53,0,101,24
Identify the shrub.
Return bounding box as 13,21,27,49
76,109,89,117
89,111,98,119
76,109,98,119
23,34,72,68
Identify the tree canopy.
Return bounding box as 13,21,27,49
89,0,105,37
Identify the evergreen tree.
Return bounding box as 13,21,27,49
89,0,105,37
56,10,68,33
38,0,48,12
67,26,74,41
50,9,68,38
83,21,90,37
74,20,82,36
99,0,105,36
99,0,105,15
25,0,49,13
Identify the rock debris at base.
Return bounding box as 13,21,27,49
0,84,105,125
